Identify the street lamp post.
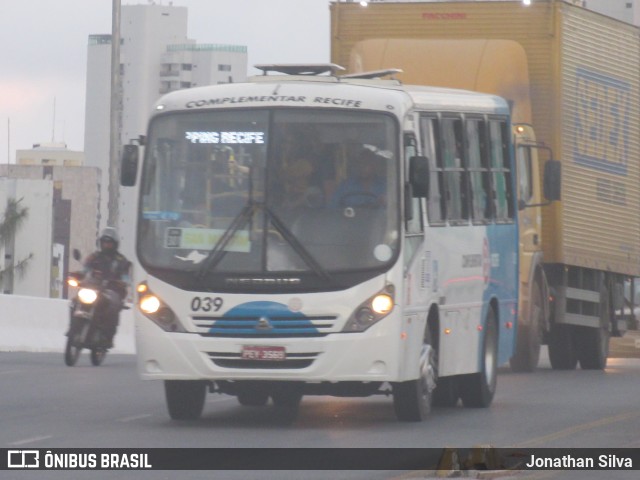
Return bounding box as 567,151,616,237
108,0,122,229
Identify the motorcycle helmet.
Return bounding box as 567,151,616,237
99,227,119,252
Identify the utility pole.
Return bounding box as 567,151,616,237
108,0,122,228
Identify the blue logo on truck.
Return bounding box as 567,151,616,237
574,67,630,176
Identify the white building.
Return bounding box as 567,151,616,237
16,142,84,167
0,165,101,298
84,3,248,257
160,43,249,93
0,178,53,297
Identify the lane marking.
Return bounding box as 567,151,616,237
9,435,53,446
513,409,640,447
117,413,153,423
206,396,236,404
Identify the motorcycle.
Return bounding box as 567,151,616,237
64,255,127,367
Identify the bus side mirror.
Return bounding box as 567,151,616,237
409,156,429,198
121,144,139,187
543,159,561,202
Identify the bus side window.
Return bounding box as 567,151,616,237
420,116,445,225
489,119,515,222
466,118,492,223
441,117,469,224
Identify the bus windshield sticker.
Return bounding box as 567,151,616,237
165,227,251,252
142,210,181,221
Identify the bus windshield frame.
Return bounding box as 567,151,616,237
137,107,401,293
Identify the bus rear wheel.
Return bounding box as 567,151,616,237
237,389,269,407
164,380,207,420
459,307,498,408
510,279,544,372
270,383,303,409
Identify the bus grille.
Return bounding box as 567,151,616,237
193,314,338,338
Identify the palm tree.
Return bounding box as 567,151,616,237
0,197,33,293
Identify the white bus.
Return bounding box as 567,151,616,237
121,64,519,422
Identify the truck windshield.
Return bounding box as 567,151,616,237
138,108,399,292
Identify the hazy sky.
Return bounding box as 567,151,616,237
0,0,332,162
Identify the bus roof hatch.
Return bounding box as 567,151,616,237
254,63,345,76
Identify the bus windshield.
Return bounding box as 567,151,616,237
138,108,400,292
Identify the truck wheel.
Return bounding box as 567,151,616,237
459,307,498,408
164,380,207,420
510,280,543,372
548,324,577,370
575,326,609,370
392,325,436,421
576,288,610,370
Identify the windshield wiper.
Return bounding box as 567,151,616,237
194,161,334,284
265,207,334,284
196,203,256,280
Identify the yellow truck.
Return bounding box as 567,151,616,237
331,0,640,371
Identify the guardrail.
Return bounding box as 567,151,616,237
0,294,135,354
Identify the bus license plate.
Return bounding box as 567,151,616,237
241,346,286,361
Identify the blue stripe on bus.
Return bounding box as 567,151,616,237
209,301,319,336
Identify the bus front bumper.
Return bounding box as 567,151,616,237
135,314,405,383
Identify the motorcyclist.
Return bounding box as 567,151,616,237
81,227,131,348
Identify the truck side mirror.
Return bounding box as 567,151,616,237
121,144,139,187
409,156,429,198
543,159,561,202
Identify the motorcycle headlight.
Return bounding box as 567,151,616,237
78,288,98,304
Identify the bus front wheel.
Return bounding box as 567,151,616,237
392,326,436,422
164,380,207,420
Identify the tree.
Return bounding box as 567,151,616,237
0,197,33,293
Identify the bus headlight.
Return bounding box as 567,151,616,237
78,288,98,304
372,293,393,314
137,283,185,333
140,295,161,314
343,285,395,332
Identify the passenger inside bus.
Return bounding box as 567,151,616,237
330,148,386,208
278,157,325,210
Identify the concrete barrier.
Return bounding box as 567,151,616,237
0,294,135,354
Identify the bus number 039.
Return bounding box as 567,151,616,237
191,297,224,312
